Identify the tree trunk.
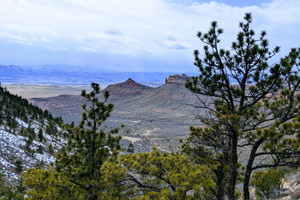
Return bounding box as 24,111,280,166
229,135,238,200
216,165,225,200
243,168,252,200
243,137,265,200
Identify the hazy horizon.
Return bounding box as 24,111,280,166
0,0,299,73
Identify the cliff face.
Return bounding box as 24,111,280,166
103,78,152,97
104,75,191,97
164,74,190,85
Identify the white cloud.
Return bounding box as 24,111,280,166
3,23,59,38
0,32,32,45
19,0,32,8
0,0,298,69
261,0,300,24
78,46,98,53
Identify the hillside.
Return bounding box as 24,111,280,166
0,85,66,182
30,74,203,152
25,76,300,199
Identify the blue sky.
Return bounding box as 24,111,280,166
0,0,299,73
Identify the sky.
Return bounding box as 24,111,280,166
0,0,299,73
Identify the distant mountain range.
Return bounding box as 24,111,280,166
0,65,194,87
0,65,23,74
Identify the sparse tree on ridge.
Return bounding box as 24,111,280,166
23,83,124,200
184,13,300,199
55,83,123,200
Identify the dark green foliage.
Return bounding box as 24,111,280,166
54,82,123,200
38,128,44,142
25,138,33,150
46,121,58,135
19,126,25,136
184,13,300,200
14,160,24,174
22,83,127,200
0,109,3,124
8,118,18,129
115,150,214,199
26,126,35,139
251,169,285,199
0,172,25,200
70,121,75,128
0,84,63,130
37,145,44,154
14,179,26,199
24,126,36,151
126,143,134,154
48,144,54,154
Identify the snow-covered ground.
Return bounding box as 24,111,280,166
0,118,66,182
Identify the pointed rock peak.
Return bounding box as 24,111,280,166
126,78,136,83
103,78,152,97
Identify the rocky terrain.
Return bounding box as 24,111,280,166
280,171,300,200
30,74,204,152
104,78,152,96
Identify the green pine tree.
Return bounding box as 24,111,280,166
38,128,44,142
54,83,123,200
126,143,134,154
14,159,24,174
184,13,300,200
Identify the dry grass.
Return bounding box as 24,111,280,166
3,84,89,99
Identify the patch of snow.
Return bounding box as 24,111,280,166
0,120,66,182
15,118,28,128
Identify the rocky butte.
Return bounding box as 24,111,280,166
164,74,189,85
29,74,199,152
103,78,152,97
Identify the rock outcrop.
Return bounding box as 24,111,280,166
165,74,189,85
103,78,152,97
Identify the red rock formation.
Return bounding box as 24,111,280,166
165,74,190,85
103,78,152,97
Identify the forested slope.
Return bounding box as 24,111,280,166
0,84,66,182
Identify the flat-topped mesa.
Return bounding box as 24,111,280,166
104,78,152,97
165,74,189,85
